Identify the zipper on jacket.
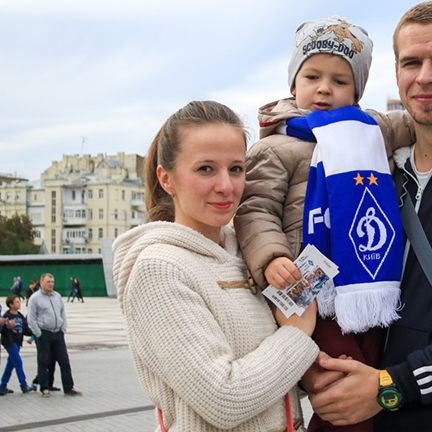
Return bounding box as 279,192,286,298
49,296,58,331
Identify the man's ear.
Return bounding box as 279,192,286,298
395,61,400,86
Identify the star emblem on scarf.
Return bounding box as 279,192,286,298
354,173,364,185
367,173,378,185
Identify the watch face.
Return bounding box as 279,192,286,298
378,388,402,410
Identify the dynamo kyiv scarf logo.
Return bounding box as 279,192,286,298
349,185,396,280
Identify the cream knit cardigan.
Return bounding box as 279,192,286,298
113,222,319,432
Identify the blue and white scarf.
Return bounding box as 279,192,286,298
281,106,403,333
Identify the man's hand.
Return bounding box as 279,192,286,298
265,257,301,289
309,357,382,426
302,352,348,393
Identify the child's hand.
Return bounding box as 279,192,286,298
265,257,301,289
6,319,16,329
275,300,317,336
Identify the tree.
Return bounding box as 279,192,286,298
0,214,39,255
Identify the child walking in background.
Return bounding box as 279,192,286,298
235,16,414,432
0,295,34,395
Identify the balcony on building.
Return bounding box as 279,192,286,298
63,206,87,226
62,229,88,246
28,209,45,227
130,210,145,226
131,191,144,208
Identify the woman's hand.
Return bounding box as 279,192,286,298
275,300,317,336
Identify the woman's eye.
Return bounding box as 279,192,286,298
198,166,213,173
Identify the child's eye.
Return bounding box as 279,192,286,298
230,165,244,174
305,74,318,80
335,79,348,85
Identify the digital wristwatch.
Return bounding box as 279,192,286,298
376,369,403,411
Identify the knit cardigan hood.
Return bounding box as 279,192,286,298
113,221,243,311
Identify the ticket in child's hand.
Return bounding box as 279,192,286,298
262,244,339,318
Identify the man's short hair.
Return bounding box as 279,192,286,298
40,273,54,282
393,1,432,59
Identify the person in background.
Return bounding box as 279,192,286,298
67,277,78,303
0,294,34,395
25,280,37,306
27,273,81,398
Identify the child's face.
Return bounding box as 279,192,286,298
293,53,356,111
10,298,21,311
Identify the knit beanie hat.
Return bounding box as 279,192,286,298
288,16,373,101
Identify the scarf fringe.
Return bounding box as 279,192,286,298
334,284,401,334
316,280,337,318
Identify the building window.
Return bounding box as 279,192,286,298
88,248,93,253
98,208,103,220
51,229,56,253
72,190,76,200
88,189,93,199
98,228,103,239
88,209,93,220
74,209,86,218
98,189,104,199
51,191,56,223
114,228,118,237
121,190,125,200
114,209,118,220
88,228,93,240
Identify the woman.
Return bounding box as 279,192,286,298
113,101,319,431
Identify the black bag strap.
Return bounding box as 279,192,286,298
394,168,432,287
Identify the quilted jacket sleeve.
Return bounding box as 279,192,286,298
235,135,308,288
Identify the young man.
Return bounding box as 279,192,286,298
304,3,432,431
27,273,82,398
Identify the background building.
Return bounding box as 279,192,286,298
387,98,404,111
0,152,146,254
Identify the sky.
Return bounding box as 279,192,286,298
0,0,422,181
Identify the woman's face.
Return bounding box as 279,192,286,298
158,123,245,242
